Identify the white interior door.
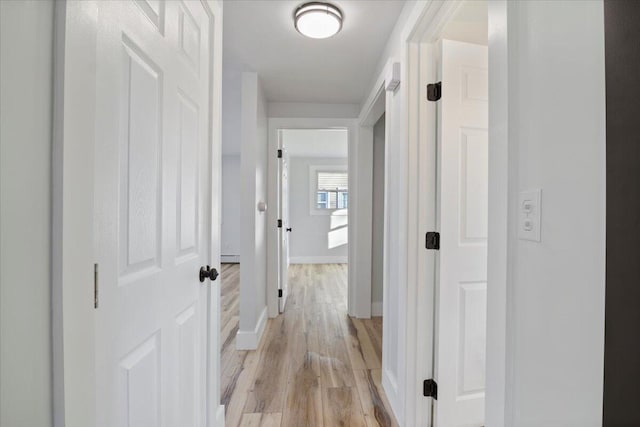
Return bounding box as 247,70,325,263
434,39,488,427
93,1,215,426
278,146,290,313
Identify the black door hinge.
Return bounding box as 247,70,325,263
427,82,442,101
277,219,283,228
277,149,283,158
426,232,440,250
278,289,283,298
423,379,438,399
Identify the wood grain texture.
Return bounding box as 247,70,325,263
220,263,397,427
239,413,282,427
323,387,367,427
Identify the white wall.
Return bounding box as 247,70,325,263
268,102,360,119
0,1,54,425
371,115,385,312
288,157,348,264
222,63,242,156
221,155,240,259
487,1,607,425
238,72,269,349
221,61,243,261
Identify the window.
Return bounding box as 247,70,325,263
314,170,348,211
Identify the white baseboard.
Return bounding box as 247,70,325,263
289,256,348,264
371,301,383,316
221,255,239,263
236,306,267,350
215,404,225,426
382,369,401,426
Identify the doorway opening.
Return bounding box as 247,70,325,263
409,1,490,425
371,115,386,319
277,128,349,312
218,124,397,425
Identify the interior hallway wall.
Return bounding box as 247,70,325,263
268,102,360,119
0,1,54,425
288,157,348,264
487,1,607,425
221,155,240,260
221,59,243,264
238,72,268,349
371,114,385,315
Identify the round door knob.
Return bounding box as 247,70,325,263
199,265,219,283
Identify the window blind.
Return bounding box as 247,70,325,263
317,171,348,190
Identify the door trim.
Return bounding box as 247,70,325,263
52,2,98,424
51,1,224,425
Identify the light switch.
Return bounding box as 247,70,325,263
518,189,541,242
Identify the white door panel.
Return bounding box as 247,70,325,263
434,39,488,427
278,145,290,313
94,1,213,426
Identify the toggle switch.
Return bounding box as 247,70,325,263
523,218,534,231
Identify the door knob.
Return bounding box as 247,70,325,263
199,265,219,283
286,228,292,232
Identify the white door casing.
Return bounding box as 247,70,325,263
277,143,290,313
93,1,215,426
434,39,489,427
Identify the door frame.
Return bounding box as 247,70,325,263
266,118,358,318
51,1,224,425
402,0,509,425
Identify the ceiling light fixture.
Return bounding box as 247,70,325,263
294,2,343,39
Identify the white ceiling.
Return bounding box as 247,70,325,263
223,0,406,104
282,129,348,158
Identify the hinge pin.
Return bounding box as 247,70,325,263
94,263,99,309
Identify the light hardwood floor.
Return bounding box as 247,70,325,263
220,263,397,427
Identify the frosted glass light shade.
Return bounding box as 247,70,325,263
294,2,343,39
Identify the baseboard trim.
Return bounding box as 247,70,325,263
289,256,348,264
236,306,267,350
382,369,401,426
221,255,240,263
371,301,383,316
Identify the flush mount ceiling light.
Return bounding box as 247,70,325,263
294,2,343,39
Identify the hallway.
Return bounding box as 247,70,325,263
220,264,396,427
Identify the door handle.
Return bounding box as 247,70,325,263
286,228,292,232
199,265,219,283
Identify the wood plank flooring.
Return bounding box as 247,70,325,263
220,263,397,427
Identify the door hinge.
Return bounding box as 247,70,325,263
426,232,440,250
423,379,438,399
427,82,442,101
277,149,283,158
94,263,99,309
278,289,283,298
277,219,283,228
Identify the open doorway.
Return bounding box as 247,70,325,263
371,115,386,318
277,128,350,312
217,123,396,425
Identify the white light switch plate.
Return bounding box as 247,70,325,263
518,189,541,242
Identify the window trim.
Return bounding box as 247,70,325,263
309,164,348,216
